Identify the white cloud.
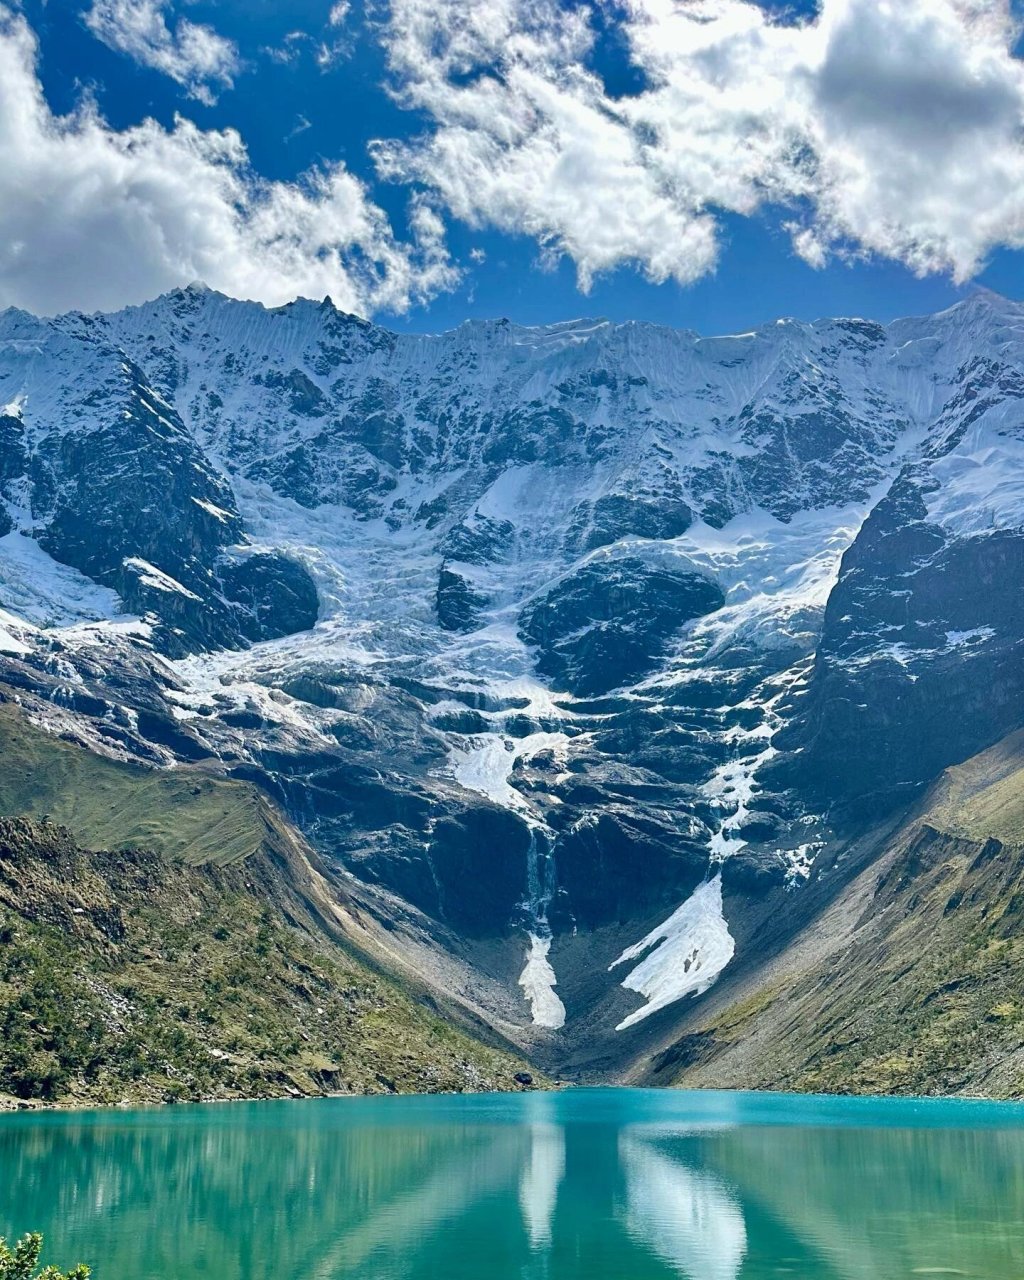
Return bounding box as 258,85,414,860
84,0,240,105
262,30,310,67
318,0,354,68
285,113,312,142
0,7,457,316
375,0,1024,287
263,4,352,71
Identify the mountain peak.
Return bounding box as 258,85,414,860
965,284,1016,306
944,285,1022,319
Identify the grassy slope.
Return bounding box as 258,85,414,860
927,730,1024,844
0,708,537,1107
0,704,266,866
657,731,1024,1097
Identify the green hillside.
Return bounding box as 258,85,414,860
652,732,1024,1098
0,707,538,1107
0,703,265,866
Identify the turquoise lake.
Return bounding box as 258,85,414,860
3,1088,1024,1279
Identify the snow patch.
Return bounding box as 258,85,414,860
0,533,123,626
698,660,810,865
945,626,996,648
925,440,1024,537
58,617,151,646
659,502,873,665
783,841,823,886
518,933,566,1030
123,557,202,601
610,874,734,1031
703,741,778,863
191,496,234,523
0,607,31,655
448,734,524,809
446,730,571,814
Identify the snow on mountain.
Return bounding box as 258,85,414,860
0,606,30,656
0,286,1022,1049
0,532,124,626
610,872,735,1031
519,933,566,1030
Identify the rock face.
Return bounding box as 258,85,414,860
776,320,1024,813
520,558,724,696
780,484,1024,811
0,285,1023,1079
436,564,488,632
566,492,694,554
0,413,25,538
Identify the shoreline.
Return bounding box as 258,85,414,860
5,1078,1023,1119
0,1085,545,1116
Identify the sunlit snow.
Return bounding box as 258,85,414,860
0,533,123,626
3,289,1023,1042
0,607,30,655
518,933,566,1030
123,557,202,600
610,874,735,1031
925,439,1024,537
447,730,572,814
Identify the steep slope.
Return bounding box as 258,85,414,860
0,286,1022,1079
775,300,1024,812
0,309,317,655
0,707,536,1107
0,702,272,866
643,732,1024,1097
0,818,534,1107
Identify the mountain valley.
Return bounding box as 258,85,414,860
1,285,1022,1097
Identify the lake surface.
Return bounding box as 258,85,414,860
3,1088,1024,1279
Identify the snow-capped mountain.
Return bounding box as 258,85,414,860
0,285,1021,1068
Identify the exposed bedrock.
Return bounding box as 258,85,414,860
435,563,490,632
550,809,708,932
777,468,1024,813
519,557,725,696
564,491,693,554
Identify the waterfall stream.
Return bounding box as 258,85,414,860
517,825,566,1029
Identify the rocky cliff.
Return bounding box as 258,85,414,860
642,731,1024,1097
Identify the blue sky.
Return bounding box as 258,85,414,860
7,0,1024,332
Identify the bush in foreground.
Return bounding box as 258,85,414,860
0,1233,89,1280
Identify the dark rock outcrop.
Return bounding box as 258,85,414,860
778,467,1024,812
520,557,724,695
566,491,693,554
436,563,488,632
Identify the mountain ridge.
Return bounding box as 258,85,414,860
0,285,1022,1087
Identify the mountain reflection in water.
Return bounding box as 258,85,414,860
2,1089,1024,1280
620,1124,747,1280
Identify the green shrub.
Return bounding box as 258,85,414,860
0,1233,90,1280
